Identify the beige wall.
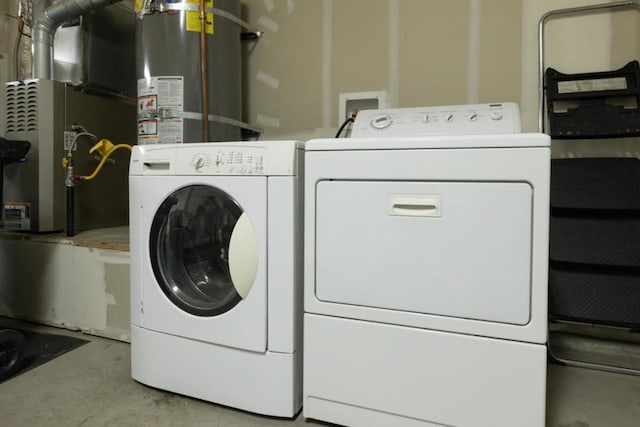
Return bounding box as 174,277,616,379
0,1,638,152
241,0,640,156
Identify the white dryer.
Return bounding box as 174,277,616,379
303,104,550,427
129,141,303,417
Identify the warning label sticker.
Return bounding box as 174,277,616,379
186,0,214,34
3,202,31,230
137,77,184,144
186,11,214,34
187,0,214,8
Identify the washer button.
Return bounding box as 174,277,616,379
491,111,503,121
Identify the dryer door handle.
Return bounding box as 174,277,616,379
388,195,442,217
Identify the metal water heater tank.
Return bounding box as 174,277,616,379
136,0,245,144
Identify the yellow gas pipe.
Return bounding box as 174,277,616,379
75,138,133,181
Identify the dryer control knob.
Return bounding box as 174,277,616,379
371,114,393,130
491,111,503,121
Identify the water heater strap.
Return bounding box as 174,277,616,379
141,2,257,33
182,111,263,135
209,7,256,32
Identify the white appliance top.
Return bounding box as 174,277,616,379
305,133,550,151
350,102,521,138
129,140,303,176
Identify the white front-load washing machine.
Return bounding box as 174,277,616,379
303,104,550,427
129,141,303,417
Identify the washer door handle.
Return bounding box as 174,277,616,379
143,160,171,171
228,212,258,299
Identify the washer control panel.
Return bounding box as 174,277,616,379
350,103,521,138
133,141,300,176
179,147,266,175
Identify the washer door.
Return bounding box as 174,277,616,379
149,185,258,317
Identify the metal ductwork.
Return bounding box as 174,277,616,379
32,0,122,79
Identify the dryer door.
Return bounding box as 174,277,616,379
315,180,533,325
141,176,267,352
150,185,258,317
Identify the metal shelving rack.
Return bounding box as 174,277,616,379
539,1,640,376
539,0,640,133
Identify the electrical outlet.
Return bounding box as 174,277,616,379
339,91,389,124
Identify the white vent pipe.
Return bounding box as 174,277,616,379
32,0,122,79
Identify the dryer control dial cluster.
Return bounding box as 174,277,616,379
350,103,521,138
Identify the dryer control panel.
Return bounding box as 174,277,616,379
350,103,521,138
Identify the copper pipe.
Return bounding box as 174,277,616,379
200,0,210,142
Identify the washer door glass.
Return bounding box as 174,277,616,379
149,185,258,317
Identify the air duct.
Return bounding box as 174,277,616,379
32,0,122,79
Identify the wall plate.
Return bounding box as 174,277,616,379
338,91,389,124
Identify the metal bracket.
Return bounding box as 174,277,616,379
241,31,264,41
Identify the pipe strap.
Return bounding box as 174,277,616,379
181,111,263,134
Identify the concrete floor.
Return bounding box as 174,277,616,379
1,321,640,427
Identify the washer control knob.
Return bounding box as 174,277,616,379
491,111,503,121
371,114,393,129
444,113,454,123
467,112,478,122
194,156,206,170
